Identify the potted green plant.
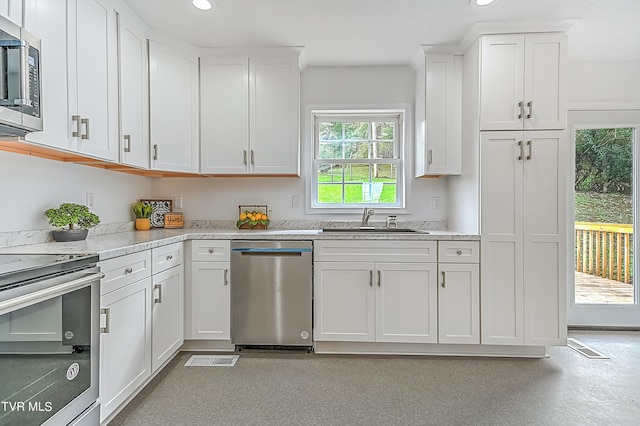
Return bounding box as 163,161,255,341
131,201,153,231
45,203,100,242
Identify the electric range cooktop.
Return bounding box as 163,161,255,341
0,253,99,291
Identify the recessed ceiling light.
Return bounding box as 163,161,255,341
192,0,214,11
472,0,497,5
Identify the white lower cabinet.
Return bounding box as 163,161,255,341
99,276,152,423
437,241,480,344
185,240,230,340
99,243,184,422
313,241,438,344
151,265,184,372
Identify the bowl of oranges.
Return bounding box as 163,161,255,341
237,205,270,229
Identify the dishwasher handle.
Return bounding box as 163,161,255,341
231,247,312,254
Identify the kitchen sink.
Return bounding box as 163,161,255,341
320,227,428,234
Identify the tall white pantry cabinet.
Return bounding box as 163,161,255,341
453,32,568,347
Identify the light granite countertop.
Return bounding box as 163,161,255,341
0,228,479,261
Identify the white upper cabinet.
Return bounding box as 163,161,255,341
23,0,118,161
149,41,199,173
414,53,462,176
72,0,119,161
117,11,149,169
0,0,22,25
479,33,566,131
200,50,301,175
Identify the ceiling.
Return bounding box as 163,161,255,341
123,0,640,66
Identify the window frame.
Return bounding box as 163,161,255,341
309,109,406,211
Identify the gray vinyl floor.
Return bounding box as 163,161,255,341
109,331,640,426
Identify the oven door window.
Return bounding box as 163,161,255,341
0,286,92,425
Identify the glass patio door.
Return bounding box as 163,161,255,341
568,110,640,327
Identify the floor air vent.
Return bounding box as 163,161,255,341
567,338,610,359
184,355,239,367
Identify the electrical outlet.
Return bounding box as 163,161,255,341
174,195,183,210
86,193,95,209
432,196,441,210
292,195,301,209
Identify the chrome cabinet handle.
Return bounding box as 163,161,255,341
526,140,532,160
72,115,81,137
208,248,214,253
518,101,524,119
441,271,446,288
526,101,533,119
517,141,524,161
224,268,229,285
250,150,255,166
153,144,158,160
427,149,433,165
166,255,173,261
100,308,110,333
124,267,133,274
124,135,131,152
154,284,162,304
81,118,90,140
369,270,373,287
456,250,462,255
243,150,247,165
377,270,381,287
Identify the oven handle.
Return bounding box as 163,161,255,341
0,272,104,315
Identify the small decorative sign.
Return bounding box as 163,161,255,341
164,213,184,229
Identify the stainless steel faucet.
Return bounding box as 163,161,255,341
361,207,375,227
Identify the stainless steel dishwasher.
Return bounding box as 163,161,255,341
230,240,313,347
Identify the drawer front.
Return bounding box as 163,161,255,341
152,242,184,274
190,240,230,262
314,240,437,263
100,250,152,295
438,241,479,263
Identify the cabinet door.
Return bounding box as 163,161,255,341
188,262,230,340
523,33,567,130
415,54,461,176
249,56,300,175
149,41,199,172
313,262,375,342
375,262,437,343
480,131,524,345
0,0,22,25
523,131,566,345
200,56,250,174
151,265,184,372
100,277,152,423
72,0,119,161
23,0,77,152
480,34,525,131
118,12,149,168
438,264,480,344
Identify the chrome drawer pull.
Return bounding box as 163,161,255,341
125,267,133,274
166,255,173,261
441,271,446,288
224,269,229,285
208,248,214,253
456,250,462,255
369,270,373,287
377,270,381,287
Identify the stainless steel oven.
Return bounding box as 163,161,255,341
0,254,102,426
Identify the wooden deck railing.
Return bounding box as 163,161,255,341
575,222,633,283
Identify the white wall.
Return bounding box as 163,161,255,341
568,60,640,107
0,151,152,232
152,66,448,224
